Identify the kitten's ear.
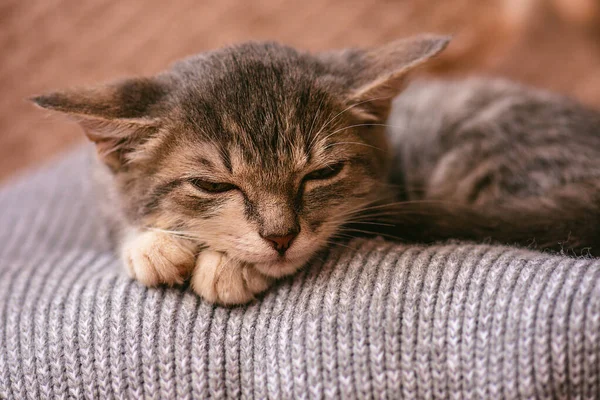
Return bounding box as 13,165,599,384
347,34,451,120
31,77,168,171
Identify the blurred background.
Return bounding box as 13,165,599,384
2,0,600,182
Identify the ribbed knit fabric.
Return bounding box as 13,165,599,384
1,148,599,399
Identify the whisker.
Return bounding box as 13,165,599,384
338,227,405,242
345,199,461,212
325,123,389,136
321,122,410,144
324,239,360,253
148,227,200,241
324,141,384,152
328,219,396,227
307,95,326,140
313,96,389,135
309,95,392,152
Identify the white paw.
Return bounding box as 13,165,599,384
190,251,273,305
121,230,196,287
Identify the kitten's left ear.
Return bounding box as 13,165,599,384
31,77,169,171
345,34,451,120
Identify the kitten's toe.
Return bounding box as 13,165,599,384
191,251,273,305
122,230,196,287
214,266,253,305
189,251,223,303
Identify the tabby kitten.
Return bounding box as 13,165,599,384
32,35,600,305
33,35,450,304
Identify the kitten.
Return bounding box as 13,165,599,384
32,35,450,304
32,35,600,305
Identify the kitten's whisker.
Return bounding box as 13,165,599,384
341,220,395,227
346,209,455,220
313,96,386,136
309,95,391,152
345,199,462,212
312,122,383,151
319,217,399,232
328,232,355,239
307,95,326,139
326,123,388,136
318,121,415,149
148,227,201,241
338,227,405,242
339,207,437,218
343,216,403,223
324,141,384,152
324,239,359,253
327,204,397,219
320,212,400,225
320,122,407,148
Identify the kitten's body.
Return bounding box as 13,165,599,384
33,37,600,305
378,78,600,253
391,78,600,203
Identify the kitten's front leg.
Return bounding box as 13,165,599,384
191,251,273,305
121,229,197,287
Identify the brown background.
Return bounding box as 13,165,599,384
2,0,600,182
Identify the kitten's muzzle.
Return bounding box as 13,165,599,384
261,232,298,255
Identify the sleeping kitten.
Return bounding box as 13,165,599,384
32,35,449,304
32,35,600,305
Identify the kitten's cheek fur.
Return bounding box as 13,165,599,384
191,251,273,305
121,230,197,287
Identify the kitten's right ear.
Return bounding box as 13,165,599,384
326,34,451,121
31,77,168,171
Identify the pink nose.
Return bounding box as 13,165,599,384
263,233,297,254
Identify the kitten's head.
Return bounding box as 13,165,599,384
33,35,449,277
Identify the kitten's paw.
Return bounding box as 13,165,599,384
191,251,273,305
122,230,196,287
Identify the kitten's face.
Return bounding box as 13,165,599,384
33,37,449,278
126,49,390,277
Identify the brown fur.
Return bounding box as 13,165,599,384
32,35,449,304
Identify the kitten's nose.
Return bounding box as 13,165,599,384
262,233,297,254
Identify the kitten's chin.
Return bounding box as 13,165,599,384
253,256,310,278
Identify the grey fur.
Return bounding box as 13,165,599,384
377,77,600,254
390,78,600,203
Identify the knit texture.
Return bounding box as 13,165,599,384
1,148,599,399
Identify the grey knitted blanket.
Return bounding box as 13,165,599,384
1,148,599,399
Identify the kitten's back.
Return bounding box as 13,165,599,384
381,78,600,254
389,78,600,204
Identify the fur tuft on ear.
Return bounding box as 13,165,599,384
347,34,451,120
31,77,169,171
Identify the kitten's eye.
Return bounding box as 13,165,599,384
189,179,237,193
304,162,345,181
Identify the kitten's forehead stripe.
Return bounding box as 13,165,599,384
195,156,215,169
141,179,186,216
170,42,358,176
176,195,225,216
